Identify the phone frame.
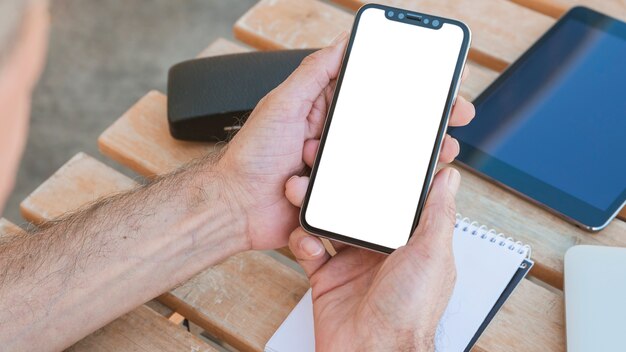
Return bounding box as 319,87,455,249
299,3,471,253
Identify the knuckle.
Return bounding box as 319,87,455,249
442,197,457,223
300,53,319,70
419,196,456,234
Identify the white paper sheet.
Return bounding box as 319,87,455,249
266,217,528,352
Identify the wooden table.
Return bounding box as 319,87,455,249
6,0,626,350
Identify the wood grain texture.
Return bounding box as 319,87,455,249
0,218,22,237
511,0,626,20
331,0,555,70
233,0,499,101
18,151,308,351
0,218,24,246
19,152,137,224
66,305,215,352
476,279,565,351
162,251,309,352
233,2,626,286
509,0,569,18
236,0,553,71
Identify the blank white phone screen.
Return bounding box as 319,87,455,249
305,8,465,250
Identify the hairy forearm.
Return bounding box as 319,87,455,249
0,156,248,351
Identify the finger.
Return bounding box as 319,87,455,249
306,79,338,139
448,95,475,127
409,167,460,251
289,227,331,278
285,175,310,207
438,135,460,164
303,139,320,167
271,32,348,107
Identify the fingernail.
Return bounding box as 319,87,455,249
300,236,324,257
453,137,460,155
448,168,461,195
287,175,298,183
331,31,348,46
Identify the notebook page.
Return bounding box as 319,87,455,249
265,290,314,352
266,216,529,352
435,221,528,351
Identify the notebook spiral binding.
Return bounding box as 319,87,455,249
454,214,532,260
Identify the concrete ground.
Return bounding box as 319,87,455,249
4,0,257,224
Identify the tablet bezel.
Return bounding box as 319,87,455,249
451,6,626,231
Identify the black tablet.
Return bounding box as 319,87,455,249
450,7,626,231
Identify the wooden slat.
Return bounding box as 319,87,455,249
0,218,22,238
67,305,215,352
232,0,626,287
461,64,499,101
510,0,626,20
331,0,555,70
19,153,307,350
477,279,565,351
160,251,309,351
235,0,555,72
20,152,136,224
509,0,569,18
196,37,249,58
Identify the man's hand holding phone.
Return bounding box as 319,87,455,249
221,18,474,348
281,35,475,350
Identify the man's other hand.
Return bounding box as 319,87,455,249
286,167,461,351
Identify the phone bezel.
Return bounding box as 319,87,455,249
299,3,471,253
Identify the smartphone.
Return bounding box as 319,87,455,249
300,4,471,253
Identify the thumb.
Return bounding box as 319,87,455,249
408,167,461,251
270,32,348,107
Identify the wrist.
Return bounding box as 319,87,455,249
187,156,252,254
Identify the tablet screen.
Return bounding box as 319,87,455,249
451,7,626,227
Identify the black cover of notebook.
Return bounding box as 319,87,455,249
464,259,534,351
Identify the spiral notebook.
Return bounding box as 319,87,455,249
266,214,533,352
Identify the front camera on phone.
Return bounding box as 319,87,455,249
432,19,440,26
388,11,394,17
